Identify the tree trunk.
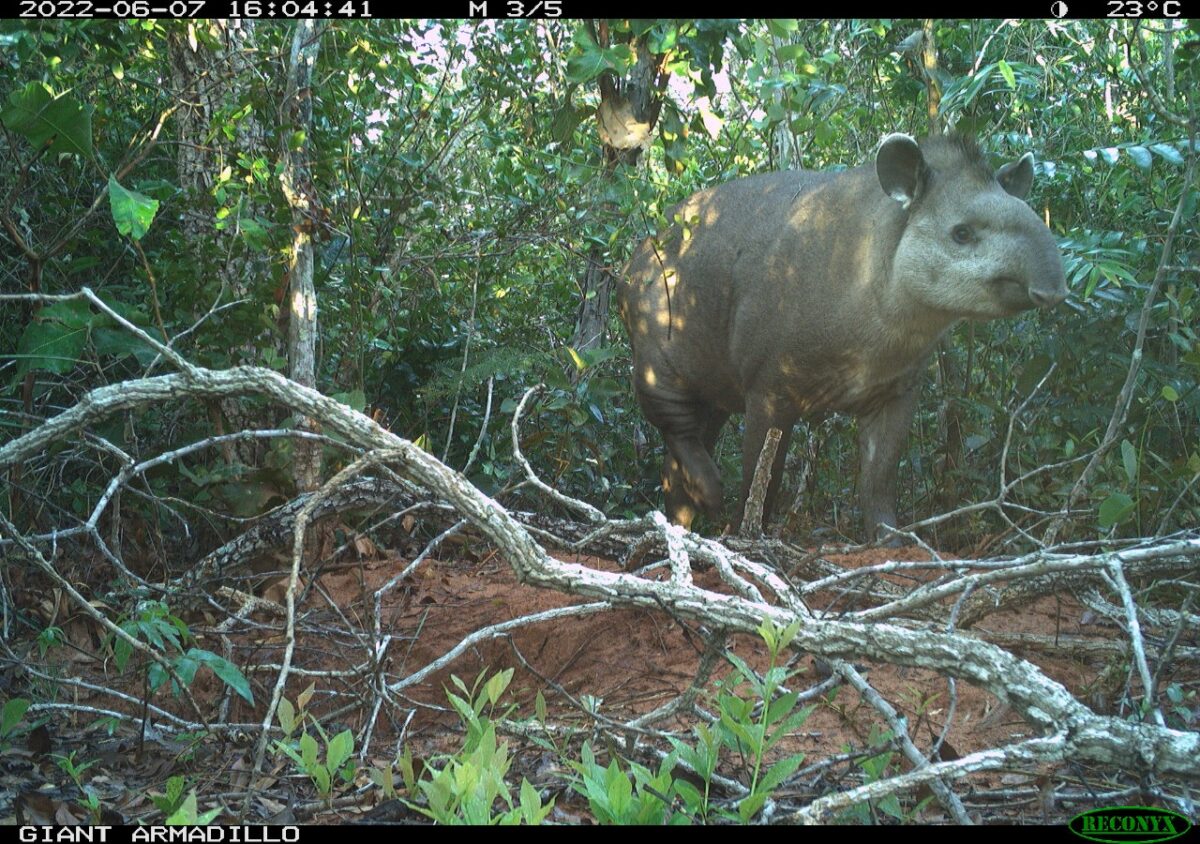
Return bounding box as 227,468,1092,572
280,21,328,493
168,21,277,467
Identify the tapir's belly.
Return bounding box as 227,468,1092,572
689,346,924,420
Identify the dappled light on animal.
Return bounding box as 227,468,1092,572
618,132,1067,542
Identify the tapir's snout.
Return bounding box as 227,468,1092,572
1029,283,1067,309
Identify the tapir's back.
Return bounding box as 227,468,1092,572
617,164,881,409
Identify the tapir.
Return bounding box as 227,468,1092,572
617,133,1067,540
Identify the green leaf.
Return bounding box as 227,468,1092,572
299,732,318,771
483,668,513,705
109,176,160,240
759,752,806,793
777,43,807,63
277,697,296,736
997,59,1016,89
647,22,678,54
195,806,221,825
1150,143,1184,165
1126,145,1152,170
165,792,199,825
1162,385,1179,401
0,82,92,158
165,775,185,807
169,651,200,686
112,630,134,673
331,389,366,412
137,619,166,650
738,790,768,823
191,648,254,704
519,779,552,824
326,729,354,774
273,739,305,769
2,698,31,736
958,63,997,108
239,218,269,250
311,764,331,796
566,28,607,83
39,299,94,330
765,689,800,726
92,327,155,365
13,319,87,377
1098,491,1135,528
1120,439,1138,485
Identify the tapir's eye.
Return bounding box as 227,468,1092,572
951,224,974,244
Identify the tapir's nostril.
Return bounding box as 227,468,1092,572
1029,287,1066,308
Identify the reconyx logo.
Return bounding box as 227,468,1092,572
1069,806,1191,844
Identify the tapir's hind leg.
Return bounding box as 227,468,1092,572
638,388,728,528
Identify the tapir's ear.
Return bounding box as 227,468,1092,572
996,152,1034,199
876,133,926,209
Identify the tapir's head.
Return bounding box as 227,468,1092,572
876,133,1068,319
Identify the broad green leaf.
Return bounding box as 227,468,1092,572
136,619,166,650
164,776,185,807
170,652,200,685
2,698,30,736
565,29,607,83
113,630,134,673
92,327,155,365
519,778,553,824
239,217,269,250
39,299,93,330
326,729,354,774
277,697,295,735
550,104,582,145
958,63,997,108
738,790,768,823
1121,439,1138,485
13,319,87,377
109,176,160,240
0,82,92,157
483,668,513,705
331,389,366,411
1098,491,1135,528
647,22,678,53
997,59,1016,89
1099,147,1120,165
1126,145,1152,170
165,792,199,825
192,648,254,703
1150,143,1184,165
777,43,807,63
312,765,331,796
760,751,806,792
765,689,800,725
1162,385,1179,401
300,732,318,770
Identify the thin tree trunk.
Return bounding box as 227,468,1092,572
280,20,328,493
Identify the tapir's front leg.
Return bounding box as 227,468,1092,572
857,388,919,543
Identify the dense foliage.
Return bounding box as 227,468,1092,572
2,18,1198,555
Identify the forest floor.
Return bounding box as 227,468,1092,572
0,537,1163,825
